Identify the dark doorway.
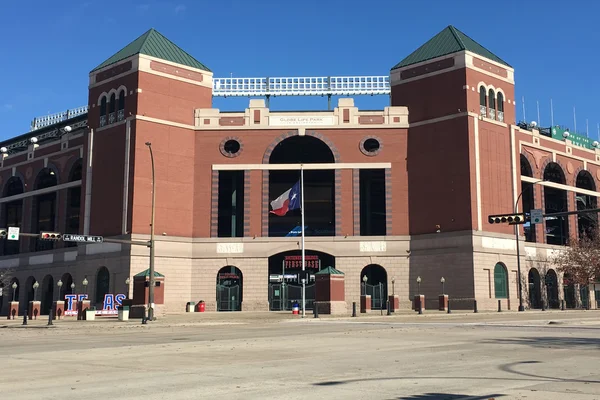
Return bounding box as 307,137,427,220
217,171,244,237
360,264,388,309
95,267,110,305
268,250,334,311
41,275,54,314
520,155,536,242
216,266,243,311
268,136,335,237
528,268,542,309
546,269,559,309
2,177,24,256
575,170,597,240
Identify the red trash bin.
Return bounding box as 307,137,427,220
196,301,205,312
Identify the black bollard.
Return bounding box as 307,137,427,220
314,305,319,319
352,302,356,317
22,310,27,326
447,300,451,314
561,300,565,311
541,300,546,311
473,300,478,313
386,301,391,316
498,299,502,312
47,308,53,326
142,317,147,325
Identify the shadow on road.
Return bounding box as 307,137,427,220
393,395,502,400
482,336,600,350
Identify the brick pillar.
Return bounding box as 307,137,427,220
248,170,262,237
55,188,68,249
385,168,392,235
210,170,218,238
352,169,360,236
243,171,251,237
339,170,353,237
568,191,577,242
334,170,342,236
261,170,269,237
21,197,34,252
536,184,546,244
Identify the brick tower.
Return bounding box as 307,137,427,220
85,28,213,238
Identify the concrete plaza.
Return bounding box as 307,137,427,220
2,310,600,399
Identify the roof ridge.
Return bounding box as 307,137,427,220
448,25,467,51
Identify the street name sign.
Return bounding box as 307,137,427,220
62,234,104,243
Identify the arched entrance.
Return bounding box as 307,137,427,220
41,274,54,314
360,264,388,310
216,266,243,311
95,267,110,305
563,273,577,308
268,135,336,237
528,268,542,309
268,250,334,311
545,269,559,308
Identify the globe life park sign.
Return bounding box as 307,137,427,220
64,293,126,316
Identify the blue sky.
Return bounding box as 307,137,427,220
0,0,598,139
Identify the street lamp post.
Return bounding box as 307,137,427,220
514,179,544,312
70,282,75,295
32,281,39,301
440,277,445,295
145,142,156,321
391,277,395,296
362,275,368,296
125,277,131,299
416,276,421,295
57,280,63,301
82,277,88,296
12,282,17,302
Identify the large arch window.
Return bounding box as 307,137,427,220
117,89,125,121
575,170,597,240
33,168,58,252
488,89,496,120
268,136,335,237
479,86,487,117
108,93,116,124
543,163,569,245
494,263,508,299
520,155,536,243
65,159,83,247
100,96,107,127
2,177,24,256
497,92,505,122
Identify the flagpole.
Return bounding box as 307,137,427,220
300,164,306,318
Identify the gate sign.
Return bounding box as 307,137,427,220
284,255,320,269
63,293,126,316
62,234,104,243
530,209,543,224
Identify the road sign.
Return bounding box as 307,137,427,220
530,209,543,224
8,227,19,241
62,234,104,243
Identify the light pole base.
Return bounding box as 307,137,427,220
518,305,525,312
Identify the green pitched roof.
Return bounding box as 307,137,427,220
391,25,511,70
91,28,211,72
314,266,344,275
134,269,165,278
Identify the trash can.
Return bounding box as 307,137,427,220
186,302,196,312
195,301,205,312
292,302,299,315
118,306,130,321
85,307,96,321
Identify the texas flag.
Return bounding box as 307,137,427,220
270,181,301,216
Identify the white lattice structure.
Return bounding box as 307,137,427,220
30,76,391,130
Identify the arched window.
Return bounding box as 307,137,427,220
497,92,505,122
100,96,107,127
479,86,487,117
108,93,116,124
117,90,125,121
488,89,496,120
494,263,508,299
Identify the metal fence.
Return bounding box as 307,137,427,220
268,283,315,311
216,284,241,311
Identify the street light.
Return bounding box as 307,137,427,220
32,281,39,301
362,275,368,296
57,279,63,301
82,277,88,295
440,277,445,294
391,277,395,296
514,179,544,312
416,276,422,295
11,282,17,302
70,282,75,294
145,141,156,321
125,277,131,299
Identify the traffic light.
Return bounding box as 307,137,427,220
40,231,62,240
488,213,528,225
0,229,6,239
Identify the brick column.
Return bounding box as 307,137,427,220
261,170,269,237
210,171,218,237
385,168,393,235
243,171,251,237
352,169,360,236
334,170,342,236
21,197,33,252
55,188,68,249
339,170,353,237
536,184,546,244
568,191,577,241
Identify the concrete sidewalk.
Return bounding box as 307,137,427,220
1,308,598,331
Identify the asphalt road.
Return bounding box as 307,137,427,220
2,312,600,399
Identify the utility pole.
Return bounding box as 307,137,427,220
145,142,156,321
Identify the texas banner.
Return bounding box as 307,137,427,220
270,181,301,216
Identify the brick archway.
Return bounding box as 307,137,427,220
261,131,342,237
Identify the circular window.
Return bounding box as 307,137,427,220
219,138,243,158
360,137,382,156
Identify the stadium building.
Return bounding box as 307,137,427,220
0,25,597,317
